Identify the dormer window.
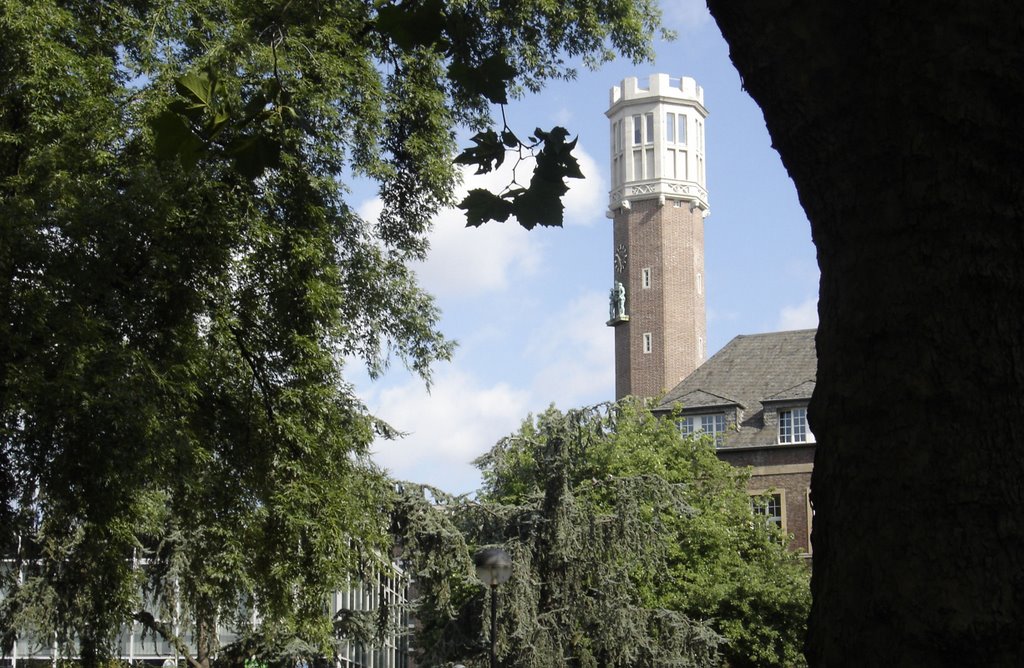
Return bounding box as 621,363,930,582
678,413,726,446
779,407,813,443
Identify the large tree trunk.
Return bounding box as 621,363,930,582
706,2,1024,664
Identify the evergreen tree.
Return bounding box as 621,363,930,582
394,401,809,667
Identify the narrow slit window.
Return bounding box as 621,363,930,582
643,332,652,354
642,268,651,289
666,112,676,142
633,115,642,144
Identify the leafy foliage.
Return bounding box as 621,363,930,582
394,402,810,667
0,0,663,664
456,125,586,230
392,406,723,667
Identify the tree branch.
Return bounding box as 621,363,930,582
133,610,202,668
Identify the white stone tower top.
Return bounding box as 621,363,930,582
605,74,710,216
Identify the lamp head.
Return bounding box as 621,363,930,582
473,547,512,586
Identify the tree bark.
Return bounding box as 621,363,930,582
706,2,1024,664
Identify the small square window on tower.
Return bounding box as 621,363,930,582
642,332,652,354
641,268,651,289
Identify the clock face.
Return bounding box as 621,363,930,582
614,244,627,274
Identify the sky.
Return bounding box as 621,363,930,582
349,1,820,495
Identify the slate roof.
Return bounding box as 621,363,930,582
655,329,818,449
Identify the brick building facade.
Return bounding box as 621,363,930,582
654,329,817,555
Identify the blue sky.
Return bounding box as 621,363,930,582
350,1,819,495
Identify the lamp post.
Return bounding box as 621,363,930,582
473,547,512,668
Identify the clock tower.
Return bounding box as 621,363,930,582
606,74,710,400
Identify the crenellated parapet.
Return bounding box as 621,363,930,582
605,74,710,216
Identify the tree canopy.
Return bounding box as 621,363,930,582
0,0,663,664
393,401,809,667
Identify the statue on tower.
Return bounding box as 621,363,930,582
608,281,627,323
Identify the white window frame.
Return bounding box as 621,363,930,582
778,407,814,443
642,332,652,354
641,267,651,289
750,489,786,531
677,413,726,446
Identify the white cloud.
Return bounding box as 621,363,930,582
526,291,614,407
777,297,819,330
362,289,613,494
661,0,712,31
367,369,532,494
355,145,604,301
416,209,540,298
552,106,574,128
561,144,604,227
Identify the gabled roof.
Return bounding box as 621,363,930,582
763,380,816,403
655,329,817,448
671,388,741,410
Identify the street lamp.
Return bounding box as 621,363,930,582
473,547,512,668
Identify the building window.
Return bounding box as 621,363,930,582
641,267,651,289
634,112,655,145
779,407,813,443
696,272,702,295
678,413,726,446
667,112,688,144
611,120,623,186
698,336,704,361
642,332,652,354
751,492,784,530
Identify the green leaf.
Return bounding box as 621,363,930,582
228,134,282,180
458,189,514,227
175,71,214,107
448,54,517,104
149,110,205,170
453,130,505,174
376,0,448,52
